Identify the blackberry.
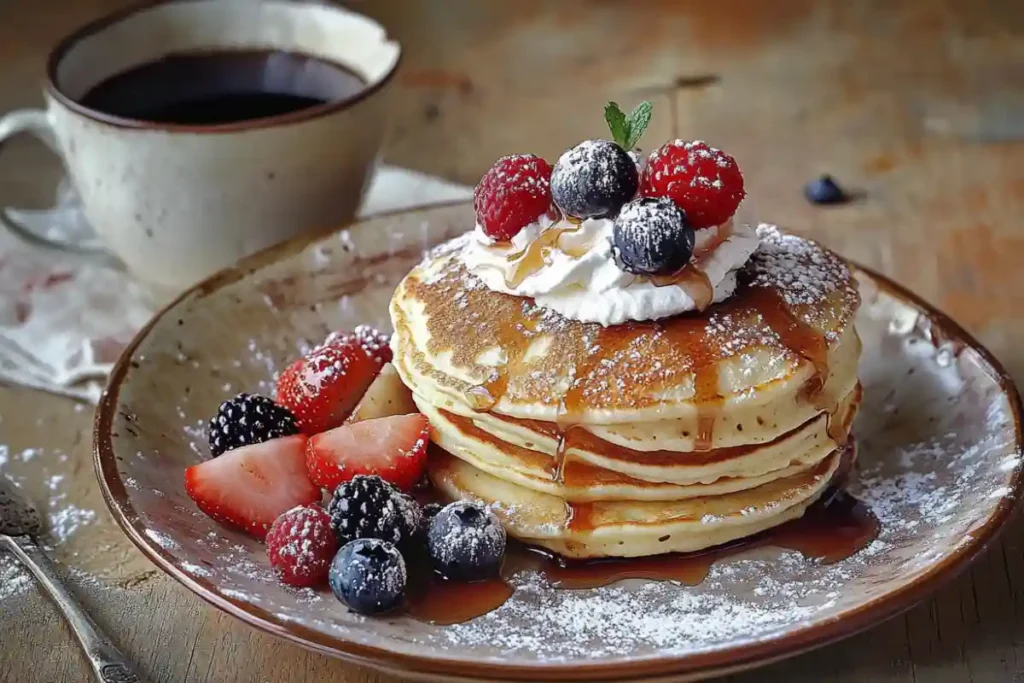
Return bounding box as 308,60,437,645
427,501,507,580
329,539,407,615
612,197,695,276
328,475,422,546
551,139,639,219
208,393,298,457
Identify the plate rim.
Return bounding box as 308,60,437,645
93,203,1024,682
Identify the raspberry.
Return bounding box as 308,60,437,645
266,505,339,587
473,154,554,241
640,140,745,229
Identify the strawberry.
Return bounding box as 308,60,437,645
474,154,554,241
276,325,392,435
266,504,338,587
184,434,320,539
640,140,745,229
344,363,418,425
306,413,429,492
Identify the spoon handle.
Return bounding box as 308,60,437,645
1,536,142,682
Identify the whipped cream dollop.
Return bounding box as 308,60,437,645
461,214,760,326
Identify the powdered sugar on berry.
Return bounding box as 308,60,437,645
461,215,759,325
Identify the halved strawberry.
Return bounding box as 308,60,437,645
306,413,429,492
276,326,392,435
344,363,418,425
184,435,320,539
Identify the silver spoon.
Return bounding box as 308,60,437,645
0,475,141,683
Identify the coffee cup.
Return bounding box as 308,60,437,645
0,0,400,292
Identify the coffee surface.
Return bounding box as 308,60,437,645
79,49,366,125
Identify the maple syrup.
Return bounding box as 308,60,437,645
504,225,581,288
649,265,715,312
401,482,878,625
404,572,513,626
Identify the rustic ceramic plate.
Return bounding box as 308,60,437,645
94,203,1023,682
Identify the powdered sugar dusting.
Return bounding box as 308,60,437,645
748,224,856,307
1,446,100,601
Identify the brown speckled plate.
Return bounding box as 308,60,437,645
94,203,1023,682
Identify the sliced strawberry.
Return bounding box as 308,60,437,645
306,413,429,492
276,326,392,435
184,435,320,539
344,363,418,425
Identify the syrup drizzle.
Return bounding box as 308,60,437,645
747,286,841,445
503,225,581,288
649,265,715,312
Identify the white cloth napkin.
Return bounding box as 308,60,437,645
0,165,472,402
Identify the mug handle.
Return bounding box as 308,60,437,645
0,108,109,255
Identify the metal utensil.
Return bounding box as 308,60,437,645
0,475,141,683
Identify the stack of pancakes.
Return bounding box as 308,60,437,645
390,226,861,559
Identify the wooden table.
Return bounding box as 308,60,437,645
2,1,1024,681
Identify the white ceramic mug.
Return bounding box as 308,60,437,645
0,0,400,292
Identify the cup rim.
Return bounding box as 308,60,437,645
44,0,402,134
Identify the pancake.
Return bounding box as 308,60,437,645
390,226,860,451
429,445,848,559
390,225,863,558
468,382,858,482
413,389,856,501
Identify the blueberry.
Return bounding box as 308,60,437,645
612,197,695,276
804,175,849,205
418,502,444,537
422,502,444,519
551,140,638,219
427,501,507,580
329,538,406,615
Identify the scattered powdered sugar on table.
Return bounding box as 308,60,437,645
0,446,100,601
0,555,32,600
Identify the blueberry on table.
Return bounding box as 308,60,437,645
427,501,507,580
329,538,407,615
804,175,850,205
551,139,639,219
612,197,695,276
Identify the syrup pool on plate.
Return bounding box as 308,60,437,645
401,451,879,626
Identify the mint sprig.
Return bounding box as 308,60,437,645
604,101,653,151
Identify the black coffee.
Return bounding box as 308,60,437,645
78,49,366,125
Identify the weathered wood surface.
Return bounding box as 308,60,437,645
2,1,1024,681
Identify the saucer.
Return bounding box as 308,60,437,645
94,202,1023,682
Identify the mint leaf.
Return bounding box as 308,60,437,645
604,102,629,148
624,101,653,150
